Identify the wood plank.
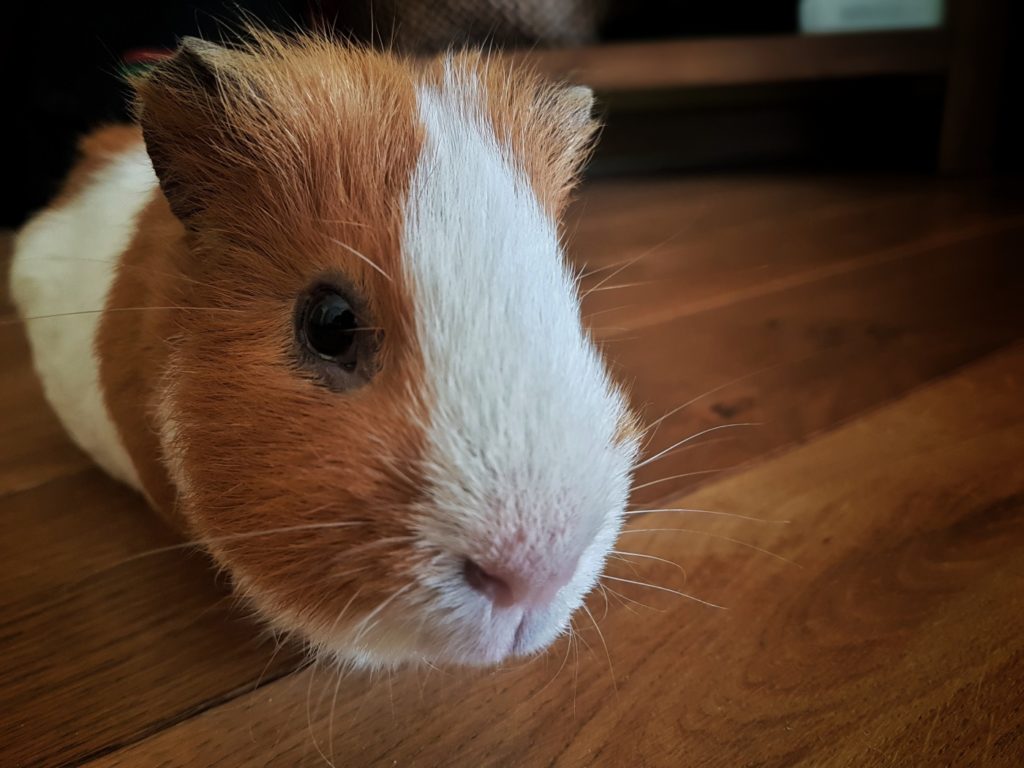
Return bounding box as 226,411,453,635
87,344,1024,767
0,327,94,497
616,222,1024,506
509,31,949,92
3,177,1023,766
571,177,1011,321
0,470,302,767
571,179,1024,505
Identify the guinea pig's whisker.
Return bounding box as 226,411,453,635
601,583,658,613
326,537,417,577
636,422,761,469
306,657,333,767
252,633,290,694
585,280,652,294
322,588,365,651
24,255,220,290
579,252,646,299
583,304,633,322
9,306,247,324
638,436,740,469
577,257,635,282
606,553,642,578
625,507,789,524
595,583,611,621
327,665,348,767
602,575,725,609
579,226,691,303
631,468,728,490
195,521,376,549
579,228,681,286
317,216,370,229
571,617,593,654
610,549,688,580
619,527,797,565
638,360,786,447
69,521,373,583
593,335,641,346
322,588,366,763
349,585,413,648
327,236,392,282
534,621,577,702
581,603,617,696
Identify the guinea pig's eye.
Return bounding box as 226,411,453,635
295,282,378,390
303,290,359,368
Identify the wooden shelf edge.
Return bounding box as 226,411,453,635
507,30,951,92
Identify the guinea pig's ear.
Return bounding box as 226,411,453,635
538,84,598,215
133,37,250,224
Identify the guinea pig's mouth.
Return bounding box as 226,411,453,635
317,553,593,668
427,604,571,667
412,551,598,667
512,614,530,653
212,529,604,669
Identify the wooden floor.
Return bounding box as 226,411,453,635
2,174,1023,767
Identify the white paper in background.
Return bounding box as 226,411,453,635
799,0,945,33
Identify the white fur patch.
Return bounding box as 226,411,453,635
10,146,157,490
401,63,636,662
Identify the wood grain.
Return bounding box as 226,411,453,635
87,344,1024,768
2,175,1023,767
574,178,1024,506
507,31,949,92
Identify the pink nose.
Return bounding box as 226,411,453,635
463,557,577,608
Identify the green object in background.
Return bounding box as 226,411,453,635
799,0,944,33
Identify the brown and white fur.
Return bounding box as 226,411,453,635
10,34,639,667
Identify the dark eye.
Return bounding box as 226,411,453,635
302,289,360,369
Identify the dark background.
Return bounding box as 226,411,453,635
3,1,1020,228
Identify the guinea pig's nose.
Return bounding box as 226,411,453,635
462,556,577,608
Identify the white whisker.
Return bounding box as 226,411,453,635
620,527,797,565
636,422,761,469
585,280,651,293
611,549,687,580
625,507,789,524
579,252,647,299
631,468,727,490
583,304,632,321
7,306,245,324
328,237,392,282
602,575,725,609
641,361,785,438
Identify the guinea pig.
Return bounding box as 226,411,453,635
9,33,640,667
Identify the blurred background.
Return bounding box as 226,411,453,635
2,0,1020,227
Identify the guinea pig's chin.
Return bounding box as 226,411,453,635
438,603,574,667
342,603,572,669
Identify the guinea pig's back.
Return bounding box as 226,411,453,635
10,126,155,489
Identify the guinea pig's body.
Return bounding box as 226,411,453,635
10,35,638,667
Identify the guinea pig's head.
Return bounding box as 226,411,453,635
137,35,639,666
